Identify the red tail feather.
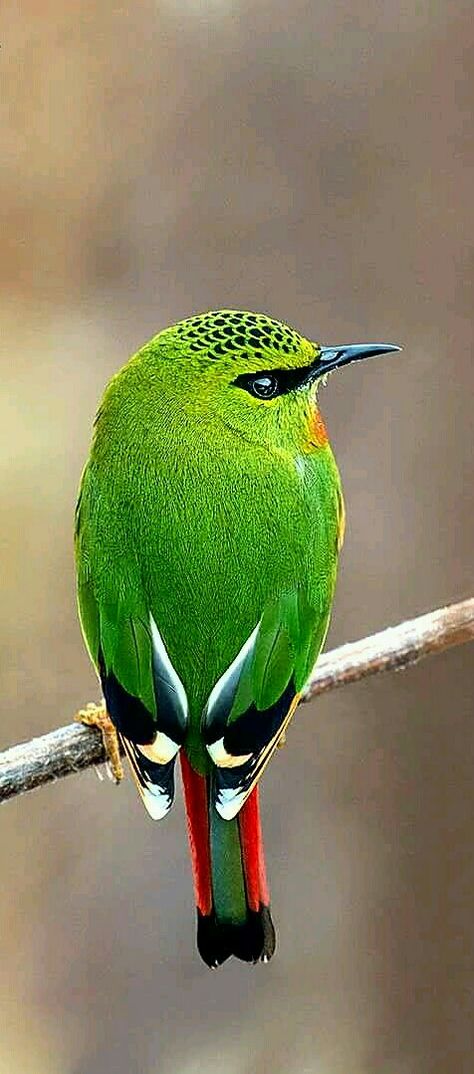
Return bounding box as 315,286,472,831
180,752,213,916
180,753,276,966
238,786,270,911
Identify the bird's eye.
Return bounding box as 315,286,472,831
248,374,279,399
233,361,318,399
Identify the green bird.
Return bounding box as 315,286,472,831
75,310,399,967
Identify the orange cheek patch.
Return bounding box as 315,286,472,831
305,405,329,449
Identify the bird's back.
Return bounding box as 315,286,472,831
78,369,341,735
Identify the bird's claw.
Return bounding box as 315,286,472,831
75,701,124,784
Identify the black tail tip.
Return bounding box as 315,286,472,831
197,905,276,968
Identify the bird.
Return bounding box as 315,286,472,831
74,310,400,967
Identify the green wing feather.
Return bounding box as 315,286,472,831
75,463,186,818
203,469,343,819
76,464,153,702
203,586,333,819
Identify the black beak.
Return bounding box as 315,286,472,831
317,342,402,374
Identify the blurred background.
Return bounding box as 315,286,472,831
1,2,473,1071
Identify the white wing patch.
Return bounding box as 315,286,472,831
202,619,302,820
138,731,181,765
202,621,260,744
215,784,248,821
207,736,252,768
150,613,188,728
120,617,190,821
122,737,175,820
214,692,301,820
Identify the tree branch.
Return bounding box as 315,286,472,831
1,598,473,805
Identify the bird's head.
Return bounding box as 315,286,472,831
135,310,400,455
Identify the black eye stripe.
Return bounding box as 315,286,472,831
232,362,318,399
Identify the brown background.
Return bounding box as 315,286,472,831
1,3,473,1072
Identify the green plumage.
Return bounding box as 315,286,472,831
76,311,342,771
75,311,398,963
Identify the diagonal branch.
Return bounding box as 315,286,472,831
1,598,473,805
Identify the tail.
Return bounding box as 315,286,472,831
180,753,276,967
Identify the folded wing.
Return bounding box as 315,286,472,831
77,560,188,818
202,588,331,820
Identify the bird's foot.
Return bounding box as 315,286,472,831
75,701,124,784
